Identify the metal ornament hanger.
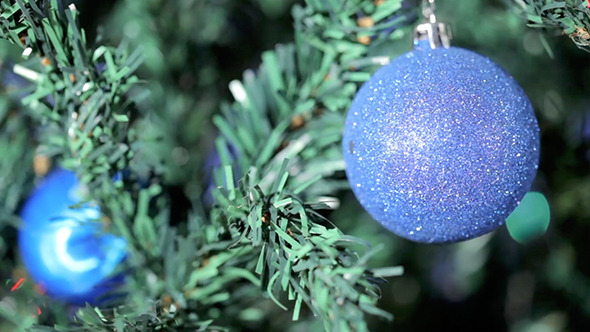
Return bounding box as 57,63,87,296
413,0,453,49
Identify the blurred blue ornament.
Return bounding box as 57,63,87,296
0,60,33,100
342,38,540,243
202,139,240,207
506,192,550,244
19,168,126,304
1,60,55,106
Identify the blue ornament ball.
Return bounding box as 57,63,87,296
19,168,127,304
342,43,540,243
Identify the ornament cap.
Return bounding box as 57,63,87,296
414,0,452,49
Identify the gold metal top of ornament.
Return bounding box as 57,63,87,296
413,0,453,49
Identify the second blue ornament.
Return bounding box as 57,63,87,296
19,168,127,304
342,1,540,243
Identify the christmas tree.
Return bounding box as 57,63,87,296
0,0,589,331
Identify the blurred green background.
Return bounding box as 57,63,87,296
2,0,589,331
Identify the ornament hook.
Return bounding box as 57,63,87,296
414,0,452,49
422,0,437,24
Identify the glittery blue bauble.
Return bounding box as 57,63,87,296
19,169,127,304
342,44,540,243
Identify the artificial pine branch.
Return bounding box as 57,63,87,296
0,64,37,331
0,63,34,225
0,0,415,331
208,0,416,330
211,158,404,331
0,0,145,187
0,1,171,329
514,0,590,52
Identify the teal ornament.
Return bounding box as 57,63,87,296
506,192,550,243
